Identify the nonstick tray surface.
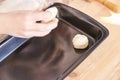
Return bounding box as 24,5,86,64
0,3,109,80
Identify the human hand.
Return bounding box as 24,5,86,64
0,10,58,38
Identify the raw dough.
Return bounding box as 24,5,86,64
42,7,58,22
72,34,89,49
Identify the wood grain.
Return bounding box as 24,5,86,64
0,0,120,80
65,0,120,80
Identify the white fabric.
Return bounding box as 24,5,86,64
0,0,58,12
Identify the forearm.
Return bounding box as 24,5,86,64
0,13,8,41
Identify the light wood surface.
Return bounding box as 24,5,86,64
65,0,120,80
0,0,120,80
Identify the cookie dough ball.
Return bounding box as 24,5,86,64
72,34,89,49
42,7,58,22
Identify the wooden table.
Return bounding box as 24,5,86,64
0,0,120,80
65,0,120,80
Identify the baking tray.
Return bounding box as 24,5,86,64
0,3,109,80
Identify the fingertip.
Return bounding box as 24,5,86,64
52,18,59,23
55,18,59,22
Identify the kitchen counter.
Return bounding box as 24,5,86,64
65,0,120,80
0,0,120,80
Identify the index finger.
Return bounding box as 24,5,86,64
30,18,59,31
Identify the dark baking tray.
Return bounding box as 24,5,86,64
0,3,109,80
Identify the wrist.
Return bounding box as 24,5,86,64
0,13,9,34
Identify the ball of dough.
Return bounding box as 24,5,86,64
72,34,89,49
42,7,58,22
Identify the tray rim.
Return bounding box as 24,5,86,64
50,3,109,80
0,2,109,80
